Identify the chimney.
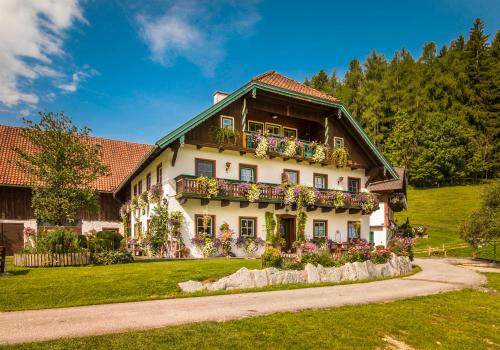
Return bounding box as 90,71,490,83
213,91,229,104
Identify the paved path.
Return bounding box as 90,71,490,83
0,258,486,345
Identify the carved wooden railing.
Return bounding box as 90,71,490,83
175,175,370,210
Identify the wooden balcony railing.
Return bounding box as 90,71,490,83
175,175,372,211
243,132,317,160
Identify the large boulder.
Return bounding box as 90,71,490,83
342,263,358,281
305,263,320,283
225,267,255,290
265,267,283,285
365,260,380,279
179,280,204,293
398,256,412,273
281,270,306,284
253,269,269,288
352,261,370,280
321,266,343,283
389,254,401,275
206,277,229,291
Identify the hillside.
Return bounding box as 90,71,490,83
395,184,493,258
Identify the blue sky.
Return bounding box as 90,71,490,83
1,0,499,144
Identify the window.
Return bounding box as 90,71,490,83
283,127,297,139
138,180,143,194
248,121,264,134
133,184,137,197
195,215,215,237
334,137,344,148
156,163,162,185
239,164,257,183
348,221,361,241
195,158,215,178
266,123,281,137
240,217,256,238
313,174,328,189
146,173,151,191
313,220,327,239
348,177,360,193
283,169,299,185
221,116,234,130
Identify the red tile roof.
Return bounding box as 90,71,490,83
368,167,406,192
0,124,153,192
252,71,339,102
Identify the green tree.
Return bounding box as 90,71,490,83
460,181,500,259
14,112,109,225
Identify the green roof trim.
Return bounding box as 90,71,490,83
155,81,398,180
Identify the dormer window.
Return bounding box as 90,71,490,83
221,116,234,130
334,137,344,148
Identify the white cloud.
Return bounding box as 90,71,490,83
137,0,260,76
58,66,98,93
0,0,85,107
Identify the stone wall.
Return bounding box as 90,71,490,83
179,254,413,293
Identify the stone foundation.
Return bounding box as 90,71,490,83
179,254,413,293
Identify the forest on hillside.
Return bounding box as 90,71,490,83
305,19,499,187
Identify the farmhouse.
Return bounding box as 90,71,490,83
0,125,152,254
118,71,404,257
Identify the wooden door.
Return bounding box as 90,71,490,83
281,218,296,252
0,223,24,255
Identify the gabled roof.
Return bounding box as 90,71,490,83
153,71,398,180
368,167,407,193
0,124,153,192
253,71,339,102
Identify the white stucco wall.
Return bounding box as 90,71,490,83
81,220,123,235
131,144,374,257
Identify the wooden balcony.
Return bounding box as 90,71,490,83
175,175,374,214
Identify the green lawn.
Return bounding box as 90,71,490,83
4,273,498,350
395,184,496,259
0,258,261,312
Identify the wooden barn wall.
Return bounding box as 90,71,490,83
0,187,34,220
0,186,120,222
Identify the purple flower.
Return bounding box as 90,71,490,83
293,187,301,196
238,182,251,191
273,186,285,195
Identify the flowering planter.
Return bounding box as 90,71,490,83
14,253,90,267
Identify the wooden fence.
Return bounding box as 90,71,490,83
414,243,470,257
14,253,90,267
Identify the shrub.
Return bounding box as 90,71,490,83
89,230,124,252
31,227,81,253
370,247,392,264
346,241,372,262
262,247,281,268
301,251,338,267
388,234,415,260
91,250,134,265
280,258,304,270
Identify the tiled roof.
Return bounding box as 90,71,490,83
252,71,339,102
0,124,153,192
368,167,406,192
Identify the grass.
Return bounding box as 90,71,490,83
0,257,260,312
3,273,498,350
0,256,419,312
395,183,496,259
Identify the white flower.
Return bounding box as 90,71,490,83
255,137,268,158
283,139,297,158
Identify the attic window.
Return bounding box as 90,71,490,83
334,137,344,148
221,116,234,130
